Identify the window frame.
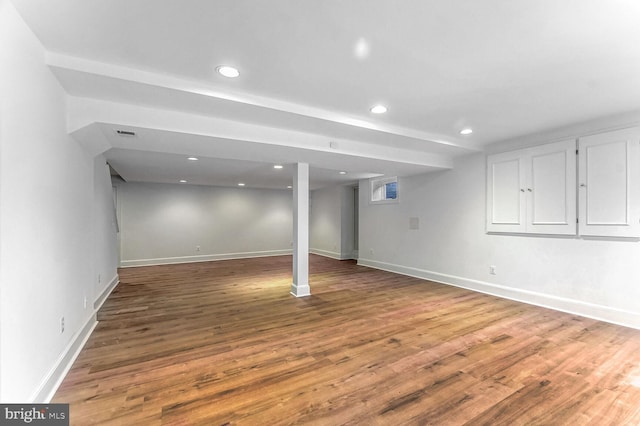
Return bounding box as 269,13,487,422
370,176,399,204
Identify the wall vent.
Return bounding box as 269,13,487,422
115,129,136,137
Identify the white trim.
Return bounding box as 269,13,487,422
310,248,355,260
369,175,399,204
120,249,293,268
290,282,311,297
31,314,98,403
358,258,640,330
94,274,119,311
369,198,399,205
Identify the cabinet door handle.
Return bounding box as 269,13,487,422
520,189,525,192
580,183,586,187
527,188,532,192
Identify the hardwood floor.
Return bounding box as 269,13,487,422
53,255,640,425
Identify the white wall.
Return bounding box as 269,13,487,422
117,182,293,266
93,158,120,305
340,186,356,258
0,1,118,402
310,185,356,260
310,186,342,258
0,0,5,405
359,143,640,328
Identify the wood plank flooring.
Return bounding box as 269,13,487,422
53,255,640,425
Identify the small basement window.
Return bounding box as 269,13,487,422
370,176,398,204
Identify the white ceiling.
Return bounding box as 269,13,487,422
11,0,640,189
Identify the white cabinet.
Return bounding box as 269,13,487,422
486,149,526,233
578,127,640,238
487,139,577,235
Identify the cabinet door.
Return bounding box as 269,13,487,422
487,150,526,233
578,127,640,237
527,139,577,235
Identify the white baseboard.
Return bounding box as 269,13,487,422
290,282,311,297
358,258,640,330
94,274,119,311
31,313,98,403
310,248,355,260
120,249,293,267
31,274,119,402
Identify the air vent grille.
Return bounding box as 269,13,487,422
115,129,136,136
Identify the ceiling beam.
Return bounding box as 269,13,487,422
67,96,454,170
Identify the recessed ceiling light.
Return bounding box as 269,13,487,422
354,37,371,60
460,128,473,135
370,105,387,114
217,65,240,78
274,165,283,169
187,157,199,161
339,171,347,175
238,182,245,187
179,180,187,183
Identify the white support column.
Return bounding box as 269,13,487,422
290,162,310,297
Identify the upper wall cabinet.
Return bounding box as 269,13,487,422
487,139,577,235
578,127,640,238
486,149,526,233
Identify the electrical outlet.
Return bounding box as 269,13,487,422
196,245,201,252
369,248,374,255
60,317,65,334
83,296,87,309
489,265,497,275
